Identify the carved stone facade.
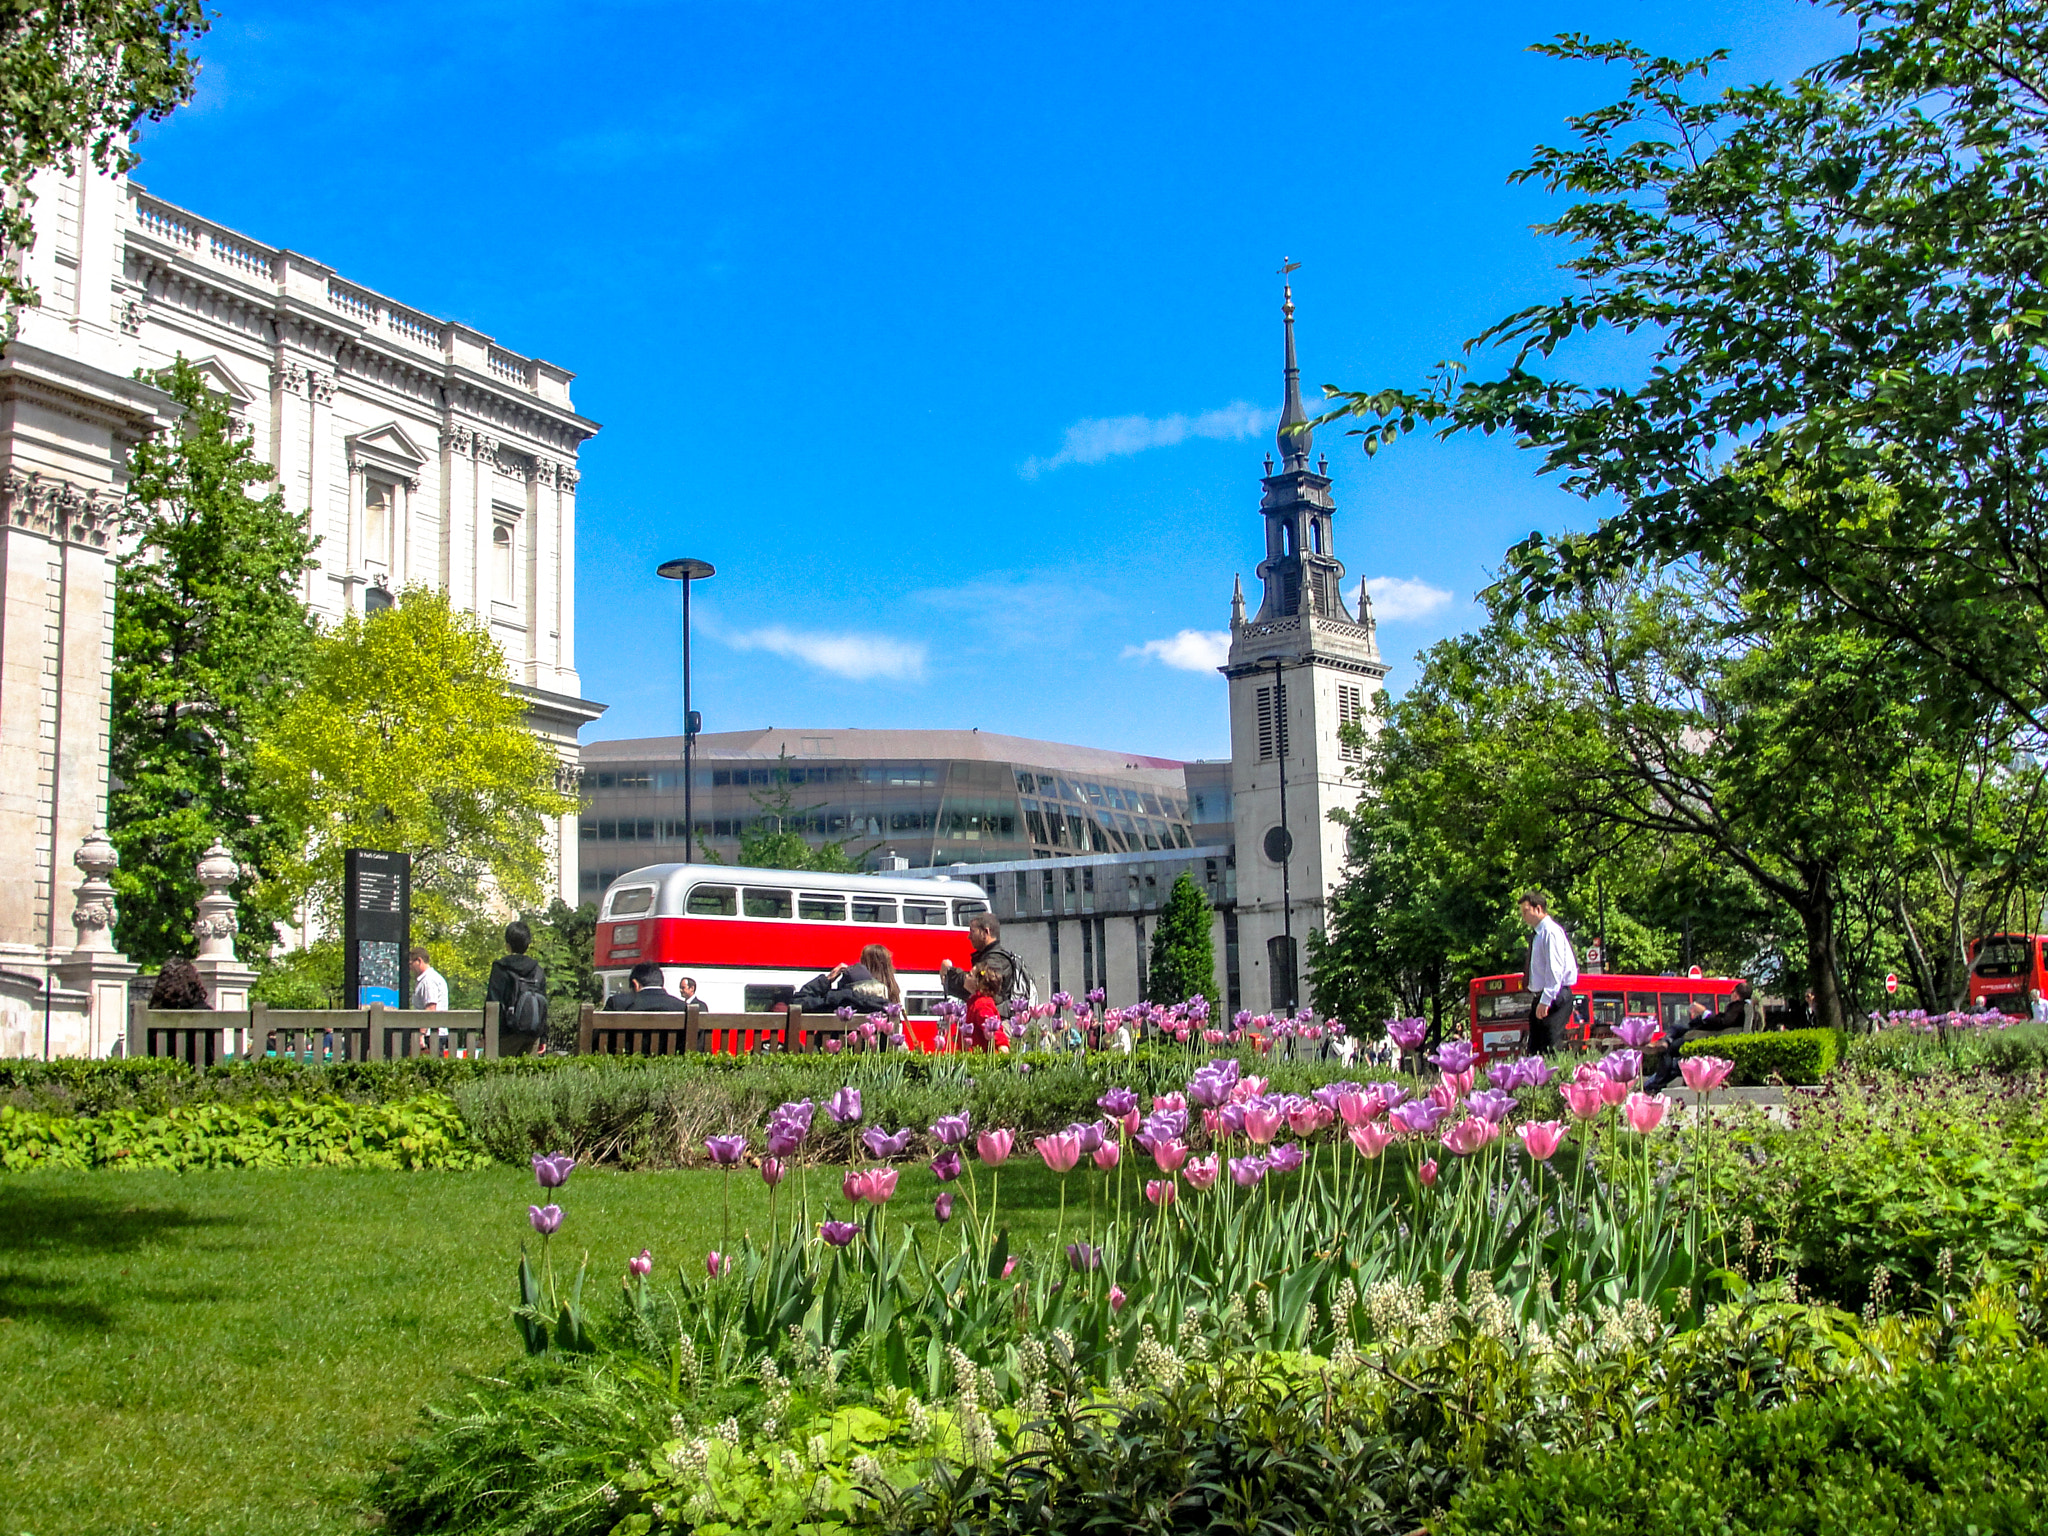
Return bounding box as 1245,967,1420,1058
0,163,607,1053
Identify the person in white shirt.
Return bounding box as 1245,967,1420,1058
2030,988,2048,1023
1518,889,1579,1054
409,947,450,1053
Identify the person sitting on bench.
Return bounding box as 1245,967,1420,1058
603,961,691,1012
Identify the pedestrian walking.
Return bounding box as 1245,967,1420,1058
486,920,551,1055
1518,889,1578,1055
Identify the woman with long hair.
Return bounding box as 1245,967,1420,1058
859,944,901,1009
148,956,210,1010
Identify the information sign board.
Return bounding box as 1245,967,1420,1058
344,848,411,1009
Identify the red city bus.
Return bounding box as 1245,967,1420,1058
1468,971,1746,1061
594,863,994,1050
1965,933,2048,1015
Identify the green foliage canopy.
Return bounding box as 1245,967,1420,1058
111,357,317,963
255,587,576,942
1145,871,1217,1007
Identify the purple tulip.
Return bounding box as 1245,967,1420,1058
529,1203,562,1236
531,1151,576,1189
1386,1017,1428,1052
1065,1241,1101,1272
1098,1087,1139,1118
1512,1055,1553,1088
819,1220,860,1247
824,1037,843,1054
930,1112,972,1146
862,1126,913,1159
1228,1155,1268,1187
1391,1099,1448,1134
1612,1017,1658,1049
1069,1119,1106,1154
1467,1088,1516,1124
1427,1039,1478,1074
827,1086,863,1125
1266,1142,1305,1174
934,1191,954,1223
1312,1081,1363,1112
1370,1082,1410,1110
1087,988,1106,1006
1597,1049,1644,1083
704,1135,747,1166
765,1124,805,1158
930,1148,963,1182
760,1156,786,1187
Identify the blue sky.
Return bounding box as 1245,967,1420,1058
136,0,1853,761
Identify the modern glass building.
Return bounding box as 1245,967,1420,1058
577,729,1212,900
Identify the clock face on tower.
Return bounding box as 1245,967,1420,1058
1262,825,1294,864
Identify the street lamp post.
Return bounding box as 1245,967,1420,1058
656,558,715,863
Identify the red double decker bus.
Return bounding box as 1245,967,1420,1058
1467,970,1746,1061
1965,933,2048,1016
594,863,993,1045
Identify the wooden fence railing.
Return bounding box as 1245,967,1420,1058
577,1005,865,1057
130,1002,502,1062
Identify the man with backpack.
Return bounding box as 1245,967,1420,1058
486,920,552,1054
940,913,1037,1007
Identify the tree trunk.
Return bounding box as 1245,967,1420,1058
1798,868,1848,1031
1896,895,1940,1014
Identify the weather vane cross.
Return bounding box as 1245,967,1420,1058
1277,258,1302,279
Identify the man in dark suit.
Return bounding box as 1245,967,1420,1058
603,961,691,1011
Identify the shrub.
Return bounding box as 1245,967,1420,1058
1845,1021,2048,1079
0,1053,571,1117
1438,1349,2048,1535
1679,1026,1838,1083
0,1094,489,1171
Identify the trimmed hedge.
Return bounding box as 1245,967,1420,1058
0,1053,577,1116
0,1095,490,1171
1680,1026,1839,1084
1440,1350,2048,1534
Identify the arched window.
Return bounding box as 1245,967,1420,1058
493,522,515,601
1281,521,1295,556
1310,519,1324,554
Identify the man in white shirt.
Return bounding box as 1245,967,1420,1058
1519,889,1579,1054
410,947,450,1053
2030,989,2048,1023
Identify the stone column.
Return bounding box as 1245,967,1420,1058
53,828,137,1058
191,840,257,1012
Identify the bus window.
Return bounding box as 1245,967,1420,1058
1490,991,1533,1019
607,885,656,918
902,901,947,926
685,885,736,917
953,900,989,925
904,990,947,1015
1592,992,1623,1029
744,984,794,1012
851,898,897,925
1973,938,2032,977
798,894,847,922
1661,994,1691,1032
1477,996,1495,1020
1692,993,1717,1016
743,888,793,920
1627,992,1656,1018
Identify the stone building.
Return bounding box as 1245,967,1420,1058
0,164,602,1056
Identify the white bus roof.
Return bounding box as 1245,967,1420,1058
599,862,989,917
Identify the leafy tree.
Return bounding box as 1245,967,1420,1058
110,357,317,963
1320,3,2048,736
1146,872,1217,1007
0,1,208,311
255,587,577,944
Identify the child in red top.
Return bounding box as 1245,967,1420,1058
961,966,1009,1053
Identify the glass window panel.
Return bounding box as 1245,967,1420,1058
1627,992,1657,1017
686,884,737,916
1085,783,1107,806
851,898,897,924
1037,774,1057,794
953,900,988,925
743,888,793,919
799,894,847,921
902,901,947,925
606,885,656,918
744,984,794,1013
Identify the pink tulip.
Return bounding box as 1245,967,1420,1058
1598,1075,1634,1107
1347,1123,1396,1159
1622,1092,1671,1134
1418,1158,1439,1188
865,1166,900,1202
1243,1104,1283,1145
1440,1116,1502,1157
976,1129,1014,1165
1145,1178,1177,1206
1285,1103,1320,1136
1093,1141,1121,1171
1440,1068,1475,1097
628,1248,653,1277
1235,1075,1269,1101
841,1170,865,1203
1335,1090,1373,1126
1563,1081,1605,1120
706,1250,729,1277
1680,1055,1734,1094
1152,1091,1187,1114
1109,1284,1127,1313
1184,1155,1219,1191
1428,1081,1461,1113
760,1156,786,1187
1150,1138,1189,1173
1001,1255,1018,1278
1121,1108,1142,1136
1034,1132,1082,1173
1516,1120,1567,1161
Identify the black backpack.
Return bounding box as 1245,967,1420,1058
508,968,550,1037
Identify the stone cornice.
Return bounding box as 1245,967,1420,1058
0,468,124,547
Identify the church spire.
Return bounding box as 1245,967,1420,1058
1277,271,1313,472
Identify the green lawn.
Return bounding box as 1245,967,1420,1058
0,1160,1080,1536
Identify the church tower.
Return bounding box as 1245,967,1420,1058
1223,279,1387,1011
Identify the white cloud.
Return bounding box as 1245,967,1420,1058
1022,401,1268,478
1357,576,1454,623
721,625,928,683
1124,630,1231,672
